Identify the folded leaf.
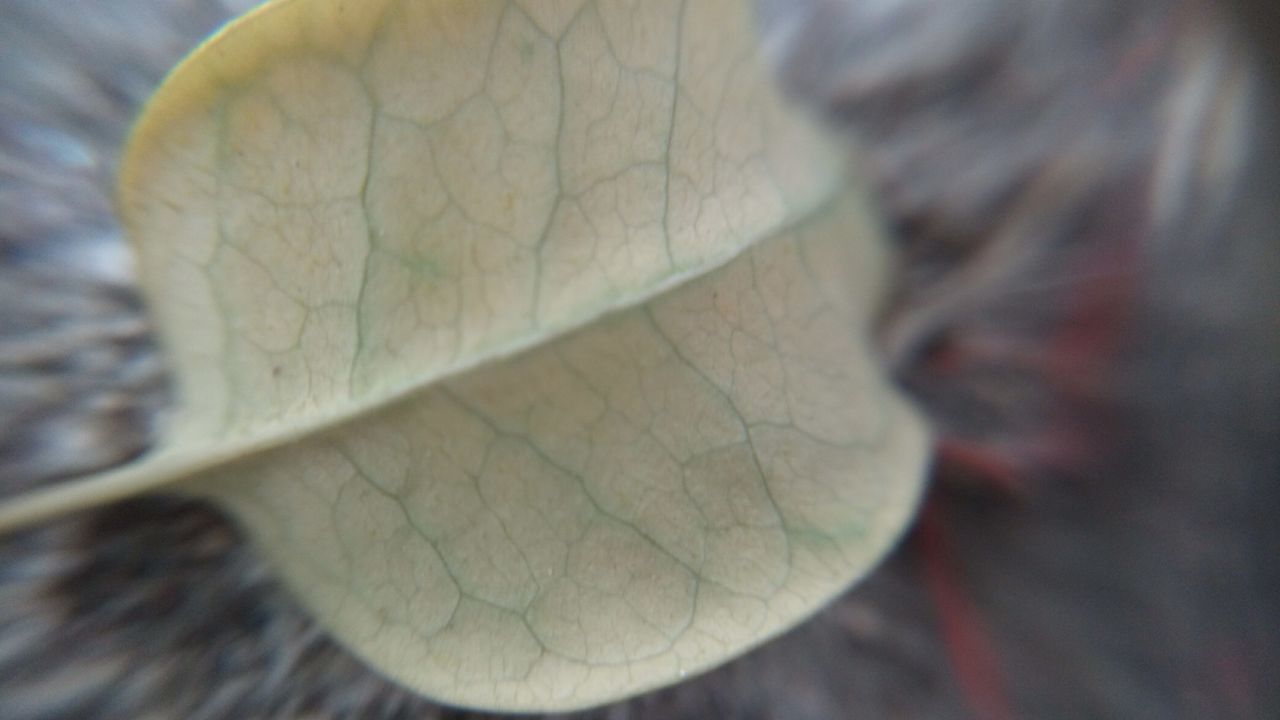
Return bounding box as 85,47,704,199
0,0,928,711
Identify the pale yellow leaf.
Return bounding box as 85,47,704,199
0,0,929,711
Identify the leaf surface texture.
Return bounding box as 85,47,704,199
0,0,929,711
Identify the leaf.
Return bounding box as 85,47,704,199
0,0,929,712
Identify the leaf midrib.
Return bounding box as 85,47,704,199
0,189,844,533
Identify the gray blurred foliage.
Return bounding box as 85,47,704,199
0,1,1276,718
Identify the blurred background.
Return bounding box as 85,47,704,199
0,0,1276,718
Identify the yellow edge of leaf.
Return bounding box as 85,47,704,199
117,0,396,216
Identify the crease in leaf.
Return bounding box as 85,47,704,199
0,0,930,712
